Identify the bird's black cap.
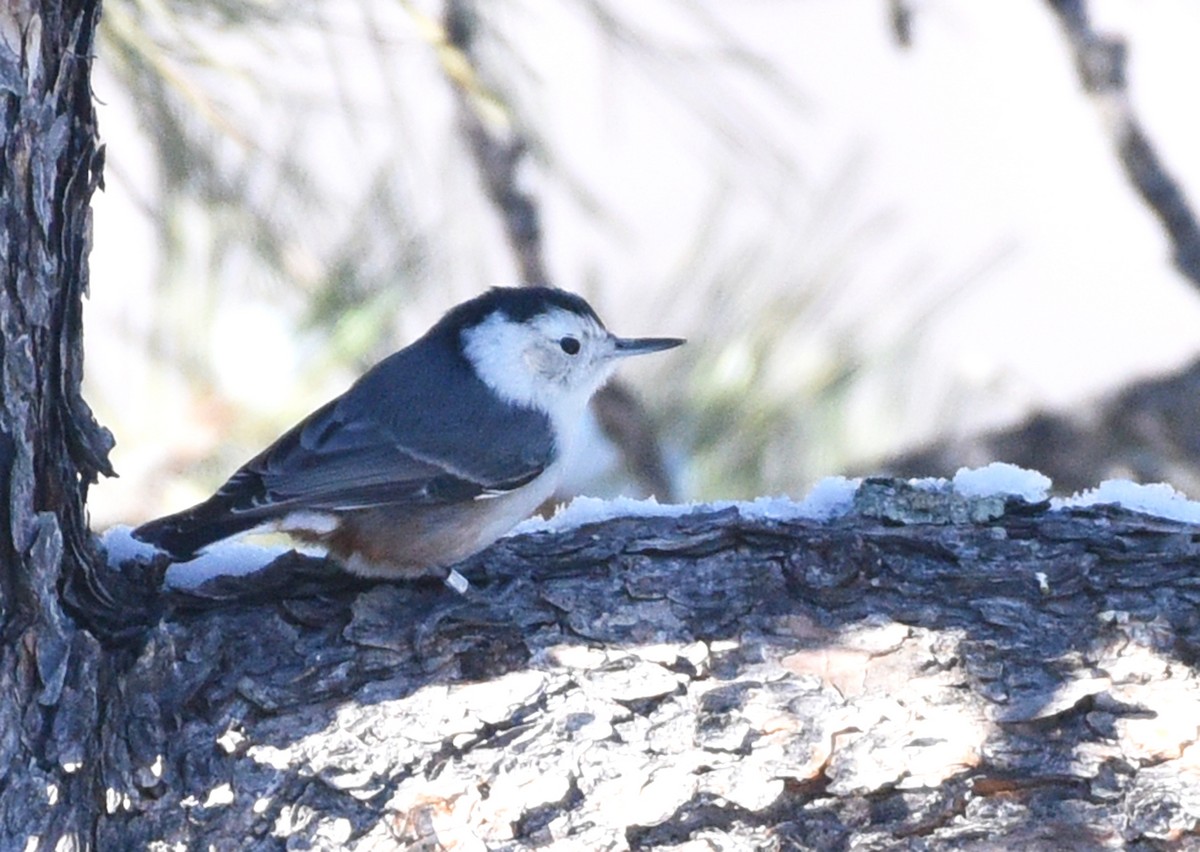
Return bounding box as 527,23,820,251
437,286,605,333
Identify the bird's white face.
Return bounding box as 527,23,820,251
462,307,620,420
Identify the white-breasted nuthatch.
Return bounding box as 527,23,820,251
133,286,684,587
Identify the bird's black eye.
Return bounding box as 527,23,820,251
559,336,581,355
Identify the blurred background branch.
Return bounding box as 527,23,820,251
436,0,679,501
1045,0,1200,287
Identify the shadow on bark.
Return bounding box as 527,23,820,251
89,480,1200,849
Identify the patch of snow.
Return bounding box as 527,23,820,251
1053,480,1200,524
99,525,161,565
163,542,294,589
952,463,1052,502
512,495,686,536
100,524,322,589
514,476,861,536
713,476,861,521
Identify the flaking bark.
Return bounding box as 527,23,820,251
0,2,133,849
89,481,1200,850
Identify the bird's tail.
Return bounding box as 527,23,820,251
132,496,264,562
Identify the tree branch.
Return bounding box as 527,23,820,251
89,481,1200,848
1046,0,1200,287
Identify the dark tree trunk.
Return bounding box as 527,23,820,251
0,1,125,847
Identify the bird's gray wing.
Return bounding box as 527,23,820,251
218,395,552,516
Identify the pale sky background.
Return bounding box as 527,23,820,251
84,0,1200,527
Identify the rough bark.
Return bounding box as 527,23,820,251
83,481,1200,850
0,1,143,849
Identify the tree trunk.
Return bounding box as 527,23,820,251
0,1,130,847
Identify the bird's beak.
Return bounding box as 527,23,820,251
611,336,686,357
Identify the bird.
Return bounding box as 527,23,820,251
132,286,684,588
